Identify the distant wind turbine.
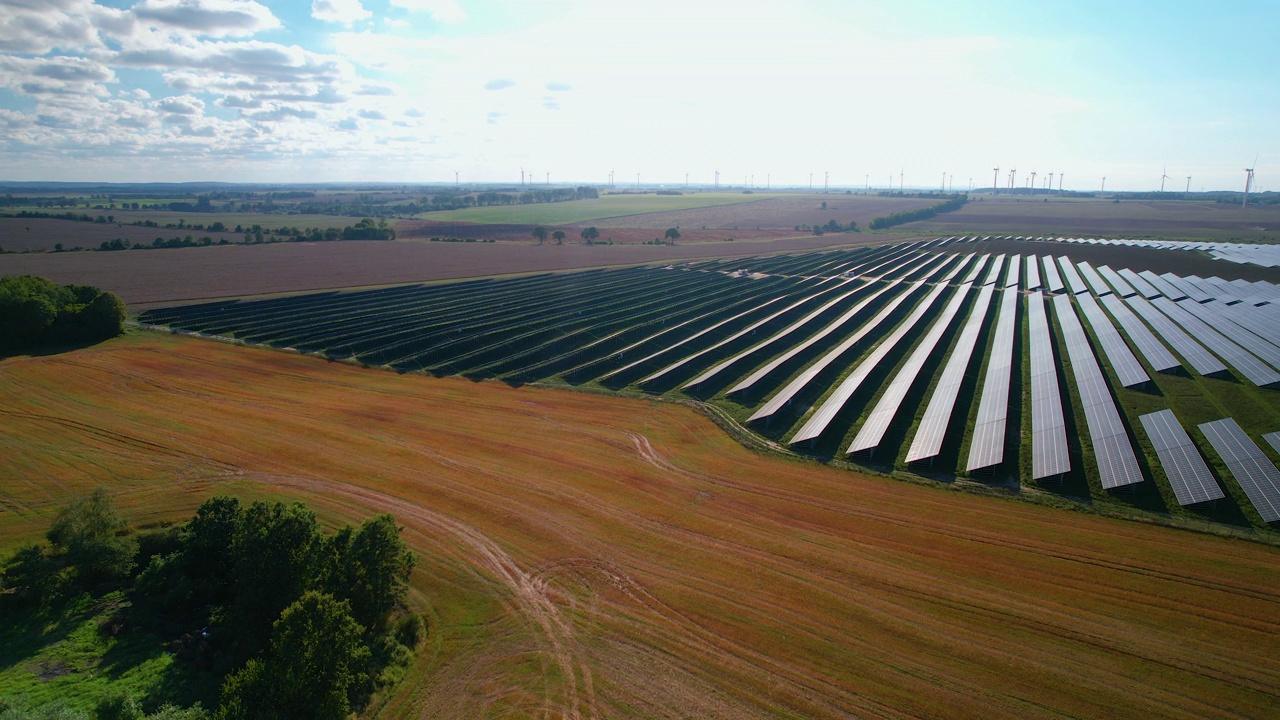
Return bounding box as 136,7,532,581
993,167,999,195
1030,171,1037,192
1160,166,1169,193
1243,154,1258,208
1186,176,1191,193
1101,176,1106,192
1048,172,1054,191
454,170,459,187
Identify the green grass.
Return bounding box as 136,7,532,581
419,193,784,225
0,590,218,715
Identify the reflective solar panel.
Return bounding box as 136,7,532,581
1074,293,1150,387
1124,295,1227,376
1153,298,1280,386
1199,418,1280,523
1140,270,1187,300
960,253,989,284
982,254,1006,286
1024,255,1042,290
1098,294,1180,373
790,282,952,444
967,286,1019,471
1077,261,1112,296
1177,300,1280,374
1053,295,1143,489
1097,265,1137,298
1139,409,1224,506
1005,254,1021,288
851,283,974,454
1041,256,1065,292
909,283,996,463
1028,292,1071,479
1118,268,1160,299
1265,431,1280,457
1056,256,1089,294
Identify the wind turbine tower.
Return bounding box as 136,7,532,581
1101,177,1106,192
899,169,904,191
454,170,459,188
1048,172,1054,191
941,171,946,192
1160,167,1169,193
824,171,829,192
1243,156,1257,208
714,170,719,190
993,167,999,195
1009,168,1016,191
520,167,524,186
1030,171,1037,193
1058,173,1064,193
1186,176,1191,193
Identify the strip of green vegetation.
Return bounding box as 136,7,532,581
421,192,782,225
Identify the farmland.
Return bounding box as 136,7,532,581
3,333,1279,718
136,238,1280,535
419,191,786,225
906,197,1280,242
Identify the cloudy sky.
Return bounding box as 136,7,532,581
0,0,1274,190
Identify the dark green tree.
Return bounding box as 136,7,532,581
0,544,59,608
46,488,137,583
580,226,600,243
551,230,566,245
217,592,370,720
320,514,415,631
531,226,548,244
224,502,320,658
663,227,681,242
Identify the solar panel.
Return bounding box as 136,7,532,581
1098,294,1180,373
1139,410,1224,506
1053,294,1143,489
1074,293,1150,387
982,254,1006,286
1056,256,1089,295
1004,253,1021,288
1152,298,1280,386
1097,265,1137,298
1199,418,1280,523
683,279,869,388
960,253,989,284
1176,300,1280,374
1041,256,1065,292
1028,292,1071,479
1025,255,1042,290
1118,268,1160,299
967,286,1019,471
1076,261,1112,296
642,278,854,384
850,283,974,454
744,280,918,415
1161,273,1211,303
1265,431,1280,456
1124,295,1227,376
1139,270,1187,300
789,282,953,444
908,283,996,463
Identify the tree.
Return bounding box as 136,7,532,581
46,488,137,583
580,226,600,243
217,592,369,720
320,514,415,631
664,227,681,242
224,502,320,659
531,226,548,244
551,230,566,245
1,544,59,608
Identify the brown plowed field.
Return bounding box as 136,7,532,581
0,234,903,307
3,334,1278,719
592,194,941,230
907,197,1280,241
0,217,243,252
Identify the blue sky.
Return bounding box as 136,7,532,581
0,0,1273,190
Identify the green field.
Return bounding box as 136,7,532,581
419,192,784,225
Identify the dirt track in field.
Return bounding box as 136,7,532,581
3,334,1279,719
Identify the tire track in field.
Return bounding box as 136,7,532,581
239,472,596,720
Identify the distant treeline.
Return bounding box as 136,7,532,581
869,195,968,230
0,275,125,353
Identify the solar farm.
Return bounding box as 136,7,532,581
139,236,1280,529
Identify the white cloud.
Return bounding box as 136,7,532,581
132,0,280,38
545,81,571,92
0,0,111,54
389,0,465,24
157,94,205,115
483,78,515,91
311,0,371,25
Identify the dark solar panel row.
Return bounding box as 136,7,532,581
1053,295,1143,489
789,282,953,444
1199,418,1280,523
1028,292,1071,479
1139,409,1224,506
1074,293,1150,387
967,286,1020,471
908,283,997,464
1123,295,1227,376
851,282,975,454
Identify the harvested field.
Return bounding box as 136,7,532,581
0,217,243,252
396,221,800,244
907,197,1280,241
2,333,1278,718
593,193,942,230
942,238,1280,283
423,192,780,225
0,234,903,307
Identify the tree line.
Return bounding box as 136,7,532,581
868,194,968,230
0,490,420,719
0,275,125,354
